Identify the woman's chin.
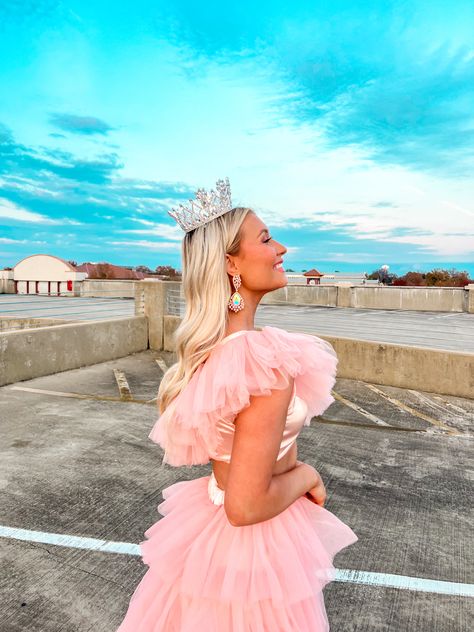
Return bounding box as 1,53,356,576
273,272,288,289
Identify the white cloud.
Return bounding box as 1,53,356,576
0,198,83,225
375,233,474,257
121,221,183,241
0,198,57,223
107,239,180,250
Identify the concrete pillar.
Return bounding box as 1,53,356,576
72,281,82,297
0,270,14,294
466,284,474,314
336,284,353,308
136,279,165,350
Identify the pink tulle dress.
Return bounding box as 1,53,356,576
116,325,358,631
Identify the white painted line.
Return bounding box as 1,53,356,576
334,569,474,597
364,384,459,435
332,391,391,427
0,525,140,556
1,525,472,597
432,394,473,416
10,386,97,400
409,390,471,427
155,358,168,373
9,386,154,406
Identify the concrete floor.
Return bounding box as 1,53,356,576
0,294,134,324
0,350,472,631
1,294,474,352
255,304,474,353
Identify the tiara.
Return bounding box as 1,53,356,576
168,177,232,232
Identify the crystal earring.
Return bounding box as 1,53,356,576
228,274,245,312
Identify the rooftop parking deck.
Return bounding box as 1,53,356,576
0,350,472,631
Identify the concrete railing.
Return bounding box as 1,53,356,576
134,279,474,314
79,279,137,298
322,335,473,400
4,274,473,311
0,316,148,386
262,283,473,312
135,280,473,399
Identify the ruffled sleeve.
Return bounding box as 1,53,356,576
148,325,338,467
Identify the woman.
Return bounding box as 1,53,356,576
116,178,357,631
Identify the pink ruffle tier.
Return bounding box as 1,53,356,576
149,325,339,467
116,474,358,631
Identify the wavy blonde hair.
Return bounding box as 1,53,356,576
157,206,254,414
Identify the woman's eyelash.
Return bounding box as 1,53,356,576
263,236,273,243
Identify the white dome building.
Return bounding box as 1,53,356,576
11,254,87,295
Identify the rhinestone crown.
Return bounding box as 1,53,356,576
168,177,232,232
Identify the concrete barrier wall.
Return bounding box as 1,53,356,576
350,285,467,312
262,283,470,312
261,284,338,307
322,334,473,400
79,279,137,298
160,316,473,399
137,279,473,313
0,316,148,386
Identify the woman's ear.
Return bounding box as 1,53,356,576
225,254,239,277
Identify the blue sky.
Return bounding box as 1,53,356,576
1,0,473,275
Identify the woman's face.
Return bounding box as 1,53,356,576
228,212,288,293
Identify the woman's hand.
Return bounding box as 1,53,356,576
296,460,326,507
304,474,326,507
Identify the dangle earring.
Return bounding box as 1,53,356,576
228,274,245,312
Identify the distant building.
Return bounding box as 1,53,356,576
303,268,324,285
5,255,158,295
285,270,375,285
11,254,87,295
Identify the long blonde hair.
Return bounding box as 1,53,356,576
157,206,254,414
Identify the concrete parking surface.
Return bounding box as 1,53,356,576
0,350,473,631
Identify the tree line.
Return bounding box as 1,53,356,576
366,267,473,287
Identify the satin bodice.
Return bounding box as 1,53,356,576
206,329,310,464
209,382,309,464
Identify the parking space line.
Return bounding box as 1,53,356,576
1,525,472,597
155,358,168,373
10,386,154,406
334,569,474,597
408,390,470,430
318,418,422,432
431,394,472,416
331,391,391,427
364,384,459,435
0,524,139,555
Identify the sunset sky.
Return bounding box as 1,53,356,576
1,1,473,275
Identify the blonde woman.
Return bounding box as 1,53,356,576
116,178,357,631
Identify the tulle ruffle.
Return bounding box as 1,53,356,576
116,475,357,631
149,326,338,466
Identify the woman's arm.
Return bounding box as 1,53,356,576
224,376,319,526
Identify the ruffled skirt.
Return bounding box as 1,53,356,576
116,473,358,631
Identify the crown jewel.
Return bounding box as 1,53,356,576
168,177,232,232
